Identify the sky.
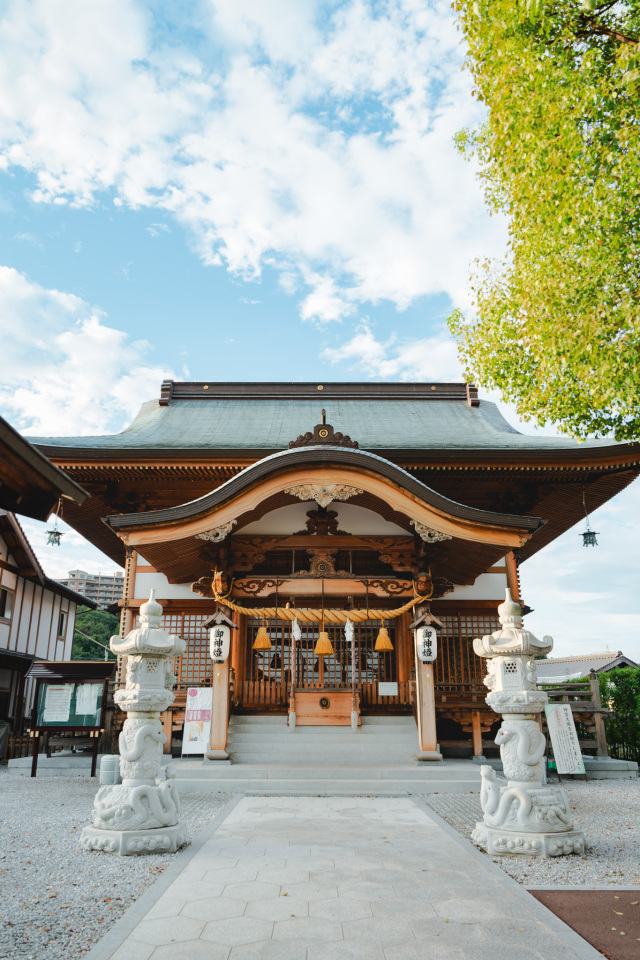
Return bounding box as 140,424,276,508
1,0,638,662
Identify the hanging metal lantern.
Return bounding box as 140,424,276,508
46,522,64,547
580,488,599,547
581,527,599,547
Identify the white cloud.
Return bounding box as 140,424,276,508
322,321,463,380
0,0,505,321
0,265,174,435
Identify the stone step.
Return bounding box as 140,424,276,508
227,729,418,740
171,759,481,795
176,779,477,795
227,751,418,764
229,714,416,730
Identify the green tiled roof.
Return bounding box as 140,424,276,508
32,398,618,452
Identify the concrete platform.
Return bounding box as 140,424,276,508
172,757,484,795
8,754,99,777
83,795,604,960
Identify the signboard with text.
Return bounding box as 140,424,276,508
181,687,213,755
544,703,585,776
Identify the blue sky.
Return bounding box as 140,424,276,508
1,0,638,661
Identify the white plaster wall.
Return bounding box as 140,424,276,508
240,502,408,536
135,571,199,600
445,572,507,601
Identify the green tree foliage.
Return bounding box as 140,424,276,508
598,665,640,762
449,1,640,440
72,606,118,661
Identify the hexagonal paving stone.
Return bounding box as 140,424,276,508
131,916,205,946
307,943,386,960
338,881,397,901
169,880,226,902
110,940,154,960
245,897,309,921
309,898,372,922
433,899,510,924
228,941,307,960
342,917,413,945
279,881,337,902
201,916,274,946
152,940,231,960
223,880,281,901
272,917,342,943
371,899,437,922
181,898,247,921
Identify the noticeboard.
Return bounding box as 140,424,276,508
35,681,104,728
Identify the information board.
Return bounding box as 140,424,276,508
544,703,586,776
35,682,103,728
181,687,213,755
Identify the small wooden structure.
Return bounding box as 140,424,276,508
26,661,115,777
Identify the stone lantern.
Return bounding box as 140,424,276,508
81,591,187,855
471,590,585,857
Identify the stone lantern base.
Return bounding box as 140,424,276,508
80,822,187,856
472,822,585,858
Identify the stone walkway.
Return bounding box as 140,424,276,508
88,797,603,960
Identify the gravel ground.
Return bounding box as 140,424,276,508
421,777,640,887
1,767,638,960
0,766,232,960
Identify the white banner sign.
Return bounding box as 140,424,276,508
415,626,438,662
209,625,231,663
182,687,213,755
544,703,585,776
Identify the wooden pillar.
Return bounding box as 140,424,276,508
590,669,609,757
472,710,484,758
117,548,137,692
415,657,441,760
505,551,520,601
207,659,230,760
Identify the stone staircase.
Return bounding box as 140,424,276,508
172,714,483,795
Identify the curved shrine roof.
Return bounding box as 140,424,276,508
30,395,627,454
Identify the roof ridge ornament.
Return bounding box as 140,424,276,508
289,410,359,449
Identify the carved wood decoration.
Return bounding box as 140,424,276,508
195,520,237,543
288,411,359,449
283,483,364,507
294,507,348,536
410,520,453,543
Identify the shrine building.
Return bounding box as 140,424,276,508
31,381,640,760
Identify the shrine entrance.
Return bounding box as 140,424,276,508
239,615,411,718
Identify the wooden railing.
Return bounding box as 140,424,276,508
237,679,288,710
2,735,32,763
360,681,410,709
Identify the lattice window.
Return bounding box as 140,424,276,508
245,618,397,689
134,612,211,690
433,612,499,689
